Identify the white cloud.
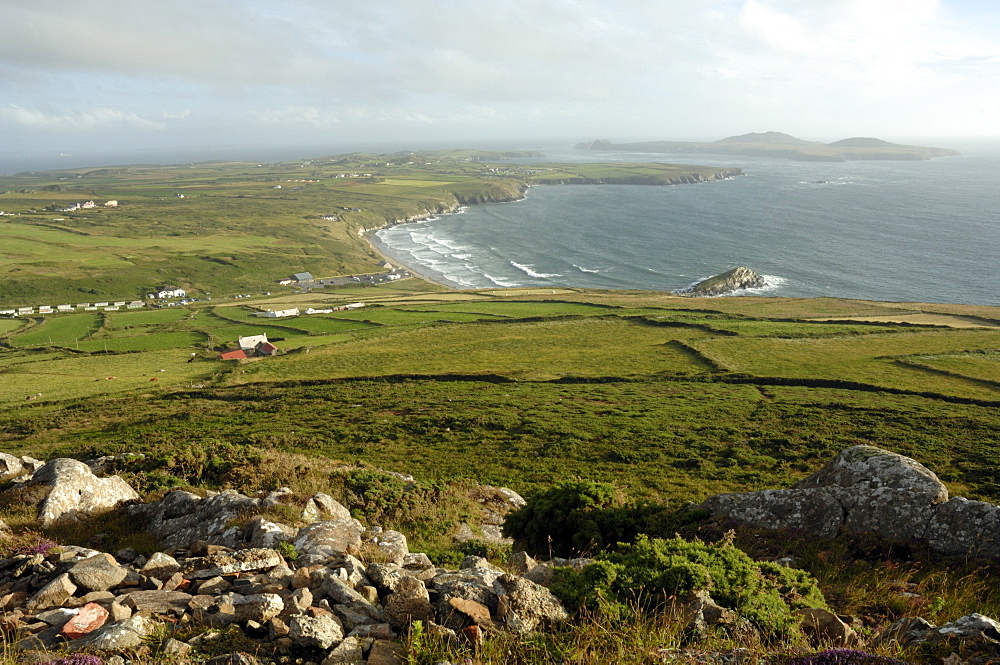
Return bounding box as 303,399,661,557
0,104,167,131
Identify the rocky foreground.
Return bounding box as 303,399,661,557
3,446,1000,663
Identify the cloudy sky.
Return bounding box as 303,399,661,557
2,0,999,162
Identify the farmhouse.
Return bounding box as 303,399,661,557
257,308,299,318
154,288,186,299
238,334,269,353
219,350,247,361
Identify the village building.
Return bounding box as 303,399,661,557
104,200,118,207
292,272,314,283
219,350,247,361
154,288,186,299
257,307,299,318
238,334,269,353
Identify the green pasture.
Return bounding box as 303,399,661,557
0,318,29,336
235,317,716,384
8,312,102,348
0,349,217,405
104,308,190,328
77,331,205,353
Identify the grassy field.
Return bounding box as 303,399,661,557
1,288,997,507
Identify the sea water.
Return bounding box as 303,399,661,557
376,149,1000,306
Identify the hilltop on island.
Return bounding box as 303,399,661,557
576,132,960,161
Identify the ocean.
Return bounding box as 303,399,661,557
375,148,1000,307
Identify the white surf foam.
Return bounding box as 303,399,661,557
510,261,561,279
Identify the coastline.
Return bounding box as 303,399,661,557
362,226,465,290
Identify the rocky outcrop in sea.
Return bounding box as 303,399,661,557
675,266,766,297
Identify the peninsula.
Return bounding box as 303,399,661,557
576,132,960,162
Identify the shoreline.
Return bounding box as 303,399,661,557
362,226,465,290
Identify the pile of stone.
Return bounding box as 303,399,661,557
0,454,564,664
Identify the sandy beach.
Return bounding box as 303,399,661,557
363,228,464,290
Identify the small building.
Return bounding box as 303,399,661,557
305,307,333,314
256,342,279,356
238,334,269,352
277,279,294,286
94,302,109,308
104,200,118,207
113,301,126,307
39,306,53,314
0,309,15,316
155,288,186,299
17,307,34,315
220,350,247,361
258,307,299,318
293,272,314,282
57,305,73,312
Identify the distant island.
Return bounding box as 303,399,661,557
576,132,960,162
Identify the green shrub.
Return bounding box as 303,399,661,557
550,534,825,641
502,480,618,557
502,480,708,557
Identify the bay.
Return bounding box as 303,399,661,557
376,149,1000,306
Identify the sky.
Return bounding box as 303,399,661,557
2,0,1000,163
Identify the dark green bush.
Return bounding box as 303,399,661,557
502,480,618,557
502,480,707,557
550,534,826,641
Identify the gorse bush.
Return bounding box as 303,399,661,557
502,480,618,557
502,479,708,557
550,534,826,641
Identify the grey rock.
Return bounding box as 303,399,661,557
0,452,25,481
701,488,845,538
289,614,344,649
282,587,312,617
294,518,364,562
926,498,1000,558
844,487,937,542
70,614,157,651
492,573,568,634
302,492,352,522
383,575,434,630
180,547,284,579
69,553,127,592
402,552,434,570
28,572,77,611
794,445,949,506
245,516,298,549
140,552,181,580
119,590,193,615
128,488,261,550
322,635,365,664
232,593,284,623
366,563,405,594
372,530,409,565
29,458,138,526
321,573,370,605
